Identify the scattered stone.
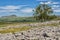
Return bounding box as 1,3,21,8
0,20,60,40
42,33,49,37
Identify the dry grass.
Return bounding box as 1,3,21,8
0,26,31,34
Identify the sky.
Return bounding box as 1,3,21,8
0,0,60,17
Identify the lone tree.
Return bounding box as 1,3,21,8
34,4,54,21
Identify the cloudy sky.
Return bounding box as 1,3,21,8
0,0,60,17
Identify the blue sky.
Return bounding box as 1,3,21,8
0,0,60,17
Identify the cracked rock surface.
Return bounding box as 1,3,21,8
0,26,60,40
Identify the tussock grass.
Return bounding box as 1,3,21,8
0,26,31,34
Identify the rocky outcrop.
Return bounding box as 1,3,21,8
0,20,60,40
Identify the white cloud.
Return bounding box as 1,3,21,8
20,8,34,13
52,5,60,10
54,10,60,12
40,1,59,4
52,5,60,8
51,4,60,12
0,5,27,9
0,5,34,14
40,1,52,4
40,2,44,4
39,1,60,13
52,5,60,13
0,5,20,13
0,6,20,10
37,0,60,5
0,5,28,13
52,2,59,4
46,1,51,4
53,7,60,12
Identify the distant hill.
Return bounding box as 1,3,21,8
0,15,36,22
1,15,17,18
